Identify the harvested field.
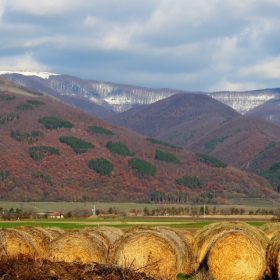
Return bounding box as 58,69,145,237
0,223,277,279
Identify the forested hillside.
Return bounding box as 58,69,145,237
0,77,279,203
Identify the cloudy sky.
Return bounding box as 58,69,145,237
1,0,280,92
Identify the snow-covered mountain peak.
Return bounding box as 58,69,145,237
0,70,59,79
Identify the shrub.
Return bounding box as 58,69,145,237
38,116,73,129
33,171,53,186
0,95,15,101
106,141,134,156
59,136,94,154
147,138,180,149
0,112,20,125
175,176,203,189
88,158,114,175
128,158,157,176
26,100,45,105
155,149,181,164
28,146,60,161
10,130,44,143
88,126,114,135
196,153,227,168
259,162,280,186
17,104,34,110
204,135,229,153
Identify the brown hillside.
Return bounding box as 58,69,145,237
106,92,240,147
187,116,280,171
0,79,278,203
246,98,280,126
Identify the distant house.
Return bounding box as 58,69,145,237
49,211,64,218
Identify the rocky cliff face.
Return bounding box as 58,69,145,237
207,89,280,114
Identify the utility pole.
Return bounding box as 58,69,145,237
204,203,205,218
92,204,96,216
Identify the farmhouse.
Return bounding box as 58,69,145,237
49,211,64,219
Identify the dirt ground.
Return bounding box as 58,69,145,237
0,258,155,280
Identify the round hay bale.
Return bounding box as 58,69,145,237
16,226,52,259
94,227,123,244
155,226,193,274
193,221,268,271
266,230,280,279
0,228,38,260
109,227,184,279
44,227,65,239
81,228,111,248
207,229,266,280
260,223,280,239
180,229,194,246
48,230,108,264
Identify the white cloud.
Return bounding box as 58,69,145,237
240,57,280,79
209,80,265,92
7,0,88,16
0,53,51,72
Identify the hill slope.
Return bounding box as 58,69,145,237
106,93,240,147
186,116,280,171
246,98,280,126
0,77,277,203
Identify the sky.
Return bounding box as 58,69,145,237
0,0,280,92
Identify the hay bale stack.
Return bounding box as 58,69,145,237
266,230,280,279
207,229,266,280
0,228,38,260
260,223,280,239
48,230,108,264
94,227,123,244
44,227,65,239
110,227,186,279
155,226,193,274
193,221,268,271
16,226,52,259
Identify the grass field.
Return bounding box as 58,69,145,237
0,201,275,232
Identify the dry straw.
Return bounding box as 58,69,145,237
81,228,111,249
110,226,189,279
179,229,194,246
266,230,280,279
48,230,108,264
16,226,52,259
0,228,38,260
94,226,123,244
155,226,193,274
260,222,280,239
44,227,65,239
193,221,268,271
207,229,266,280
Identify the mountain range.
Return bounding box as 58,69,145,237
0,76,278,203
1,71,280,125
